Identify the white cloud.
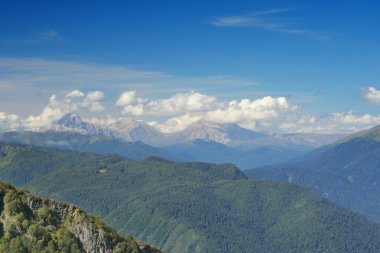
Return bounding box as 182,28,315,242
24,90,106,130
59,90,105,113
0,112,21,132
208,8,329,40
205,96,296,123
87,91,104,101
115,91,144,107
118,91,219,116
280,111,380,134
3,29,60,45
66,90,85,98
149,95,297,133
122,104,145,116
156,114,202,133
0,58,259,118
331,111,380,126
143,91,218,116
362,87,380,104
0,58,256,100
86,115,116,126
116,91,136,106
209,9,292,27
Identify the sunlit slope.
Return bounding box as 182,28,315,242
1,143,380,252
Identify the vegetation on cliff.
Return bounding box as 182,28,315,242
0,181,161,253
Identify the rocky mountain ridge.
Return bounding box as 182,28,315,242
43,113,344,149
0,181,162,253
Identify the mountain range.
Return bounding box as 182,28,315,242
1,143,380,252
246,123,380,222
0,131,170,161
1,113,344,169
50,113,344,149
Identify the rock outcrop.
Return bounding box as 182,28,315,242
0,181,162,253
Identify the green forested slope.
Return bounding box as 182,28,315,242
246,124,380,222
0,181,162,253
1,143,380,252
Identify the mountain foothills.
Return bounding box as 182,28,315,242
0,131,170,161
246,124,380,222
0,113,343,169
0,181,161,253
1,143,380,252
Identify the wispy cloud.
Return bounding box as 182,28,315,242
0,57,258,116
2,29,60,45
208,8,329,40
38,29,59,40
209,8,292,27
0,57,257,91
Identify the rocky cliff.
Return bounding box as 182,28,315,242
0,181,162,253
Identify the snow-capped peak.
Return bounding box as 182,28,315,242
171,120,265,144
50,113,115,137
56,113,85,128
108,118,164,144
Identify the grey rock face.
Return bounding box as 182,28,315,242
25,195,114,253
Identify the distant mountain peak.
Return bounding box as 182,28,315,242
52,113,115,137
173,120,265,144
57,113,84,127
109,118,149,130
337,124,380,144
187,120,238,129
108,118,165,145
62,112,81,119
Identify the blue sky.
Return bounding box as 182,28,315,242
0,0,380,133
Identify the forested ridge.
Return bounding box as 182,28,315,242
0,180,162,253
1,143,380,252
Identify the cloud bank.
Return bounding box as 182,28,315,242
1,89,380,135
115,91,297,132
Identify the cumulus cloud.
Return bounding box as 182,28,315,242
122,104,145,116
86,115,116,126
116,91,138,106
280,111,380,134
145,94,297,133
25,90,105,130
0,112,21,132
331,111,380,125
144,92,380,134
62,90,105,112
362,87,380,104
205,96,296,123
117,91,219,116
156,114,202,133
271,86,380,133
